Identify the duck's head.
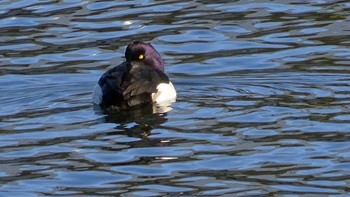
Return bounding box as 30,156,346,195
125,41,164,72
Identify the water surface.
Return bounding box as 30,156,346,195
1,0,350,196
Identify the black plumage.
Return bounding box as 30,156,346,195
95,41,171,110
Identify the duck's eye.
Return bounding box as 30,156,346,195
138,54,144,60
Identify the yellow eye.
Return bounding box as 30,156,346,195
138,54,144,60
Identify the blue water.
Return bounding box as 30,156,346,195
1,0,350,196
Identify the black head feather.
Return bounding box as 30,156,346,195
125,41,164,72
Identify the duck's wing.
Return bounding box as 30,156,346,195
123,62,169,106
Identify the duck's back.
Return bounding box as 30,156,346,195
93,61,171,110
92,62,127,109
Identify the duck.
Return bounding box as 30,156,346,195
92,41,176,111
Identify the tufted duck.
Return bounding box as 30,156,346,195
92,41,176,111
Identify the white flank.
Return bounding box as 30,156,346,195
92,84,102,105
151,82,177,104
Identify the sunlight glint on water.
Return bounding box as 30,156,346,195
0,0,350,196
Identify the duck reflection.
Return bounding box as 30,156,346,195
95,103,172,140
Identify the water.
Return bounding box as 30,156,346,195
1,0,350,196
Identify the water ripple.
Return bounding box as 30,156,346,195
1,0,350,196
